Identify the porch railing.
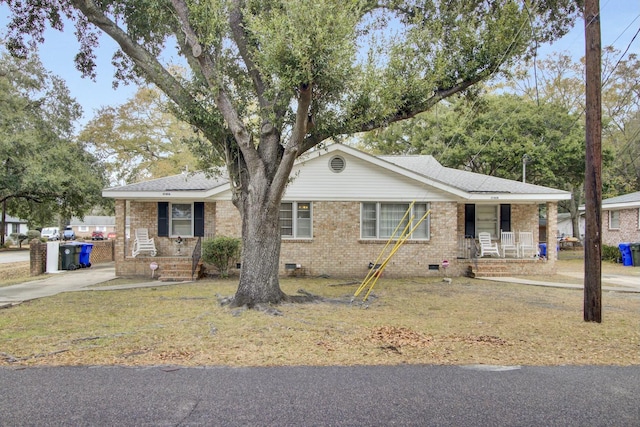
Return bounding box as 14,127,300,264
457,236,478,260
191,236,202,280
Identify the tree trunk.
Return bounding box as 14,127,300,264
231,175,287,307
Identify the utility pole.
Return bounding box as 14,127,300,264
583,0,602,322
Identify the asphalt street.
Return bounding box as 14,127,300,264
0,250,29,264
1,364,638,426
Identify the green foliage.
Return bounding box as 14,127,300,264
77,86,204,185
362,93,587,189
601,245,621,263
0,46,109,226
26,229,41,241
505,48,640,195
201,236,241,278
9,232,27,247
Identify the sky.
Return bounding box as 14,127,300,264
1,1,639,128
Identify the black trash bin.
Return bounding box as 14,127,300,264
60,243,81,270
630,243,640,267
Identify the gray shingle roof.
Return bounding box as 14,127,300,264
105,171,228,192
69,216,116,226
379,155,567,194
602,191,640,205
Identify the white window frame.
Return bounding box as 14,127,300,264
360,202,430,240
78,225,89,232
170,202,194,237
609,210,620,230
280,202,312,239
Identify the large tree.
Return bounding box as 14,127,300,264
362,94,586,186
362,93,591,237
507,48,640,195
0,45,108,242
78,86,203,186
2,0,581,306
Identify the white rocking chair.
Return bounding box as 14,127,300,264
518,231,536,258
500,230,518,258
478,232,500,257
132,228,157,257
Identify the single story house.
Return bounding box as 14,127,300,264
3,215,28,242
68,216,117,239
102,144,570,280
557,212,585,240
600,191,640,247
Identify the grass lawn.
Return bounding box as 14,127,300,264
1,267,638,367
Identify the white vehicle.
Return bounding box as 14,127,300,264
41,227,60,241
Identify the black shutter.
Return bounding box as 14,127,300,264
158,202,169,237
194,202,205,237
500,204,511,232
464,204,476,238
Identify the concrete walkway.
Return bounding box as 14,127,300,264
0,263,195,307
478,275,640,293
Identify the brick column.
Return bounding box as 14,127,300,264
546,201,558,263
115,199,126,276
29,239,46,276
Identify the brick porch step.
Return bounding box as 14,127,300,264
158,260,205,282
465,258,531,278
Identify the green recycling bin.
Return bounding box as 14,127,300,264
630,243,640,267
59,243,81,270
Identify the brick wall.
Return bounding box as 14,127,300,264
602,208,640,246
29,240,114,276
217,200,462,278
115,199,557,279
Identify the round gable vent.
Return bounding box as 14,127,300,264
329,155,346,173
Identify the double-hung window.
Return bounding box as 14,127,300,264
280,202,312,238
609,210,620,230
361,202,429,239
171,203,193,236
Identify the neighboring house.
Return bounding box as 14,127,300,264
3,215,28,242
557,212,585,240
102,144,570,279
68,216,117,239
601,191,640,247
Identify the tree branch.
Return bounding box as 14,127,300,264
69,1,221,150
355,73,488,134
270,84,313,201
229,0,268,109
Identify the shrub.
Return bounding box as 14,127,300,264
201,236,241,278
601,245,621,262
9,232,28,248
27,229,41,241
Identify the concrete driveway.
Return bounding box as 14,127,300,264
0,263,117,306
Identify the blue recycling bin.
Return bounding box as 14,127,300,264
618,243,633,266
539,243,547,258
78,243,94,268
